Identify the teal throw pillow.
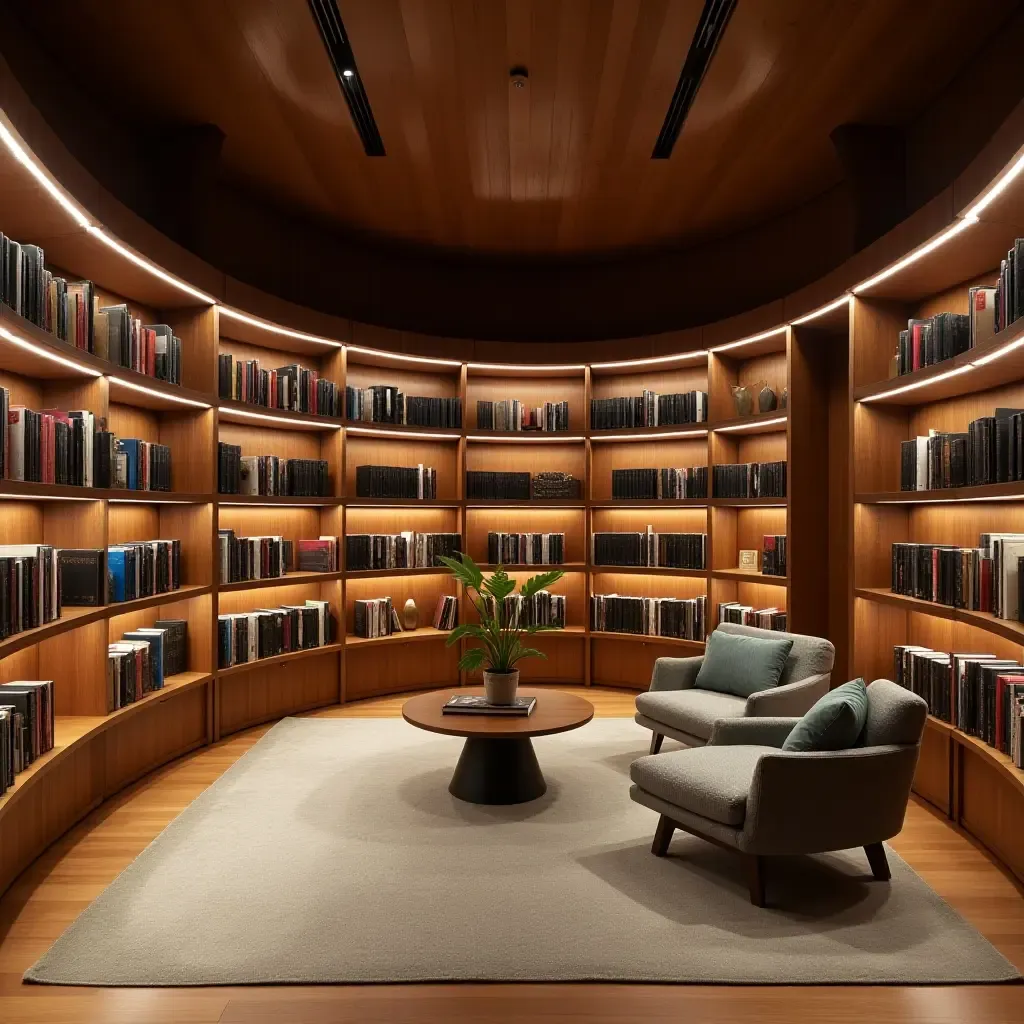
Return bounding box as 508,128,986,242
782,678,869,752
694,629,794,699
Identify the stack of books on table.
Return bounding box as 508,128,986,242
442,694,537,716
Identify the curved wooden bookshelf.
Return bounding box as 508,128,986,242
0,87,1022,899
854,587,1024,647
855,483,1024,504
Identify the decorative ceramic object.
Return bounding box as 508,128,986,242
403,598,418,630
758,384,778,412
731,384,756,417
779,386,788,409
483,669,520,706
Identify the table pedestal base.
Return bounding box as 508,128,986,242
449,736,546,804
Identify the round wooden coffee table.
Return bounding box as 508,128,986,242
402,687,594,804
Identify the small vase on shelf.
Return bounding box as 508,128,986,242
758,384,777,412
403,598,418,630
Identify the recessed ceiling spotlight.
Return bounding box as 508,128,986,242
509,66,529,89
342,69,354,78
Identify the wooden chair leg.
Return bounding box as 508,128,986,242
864,842,891,881
747,854,766,907
649,732,665,755
652,815,675,856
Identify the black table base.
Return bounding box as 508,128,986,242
448,736,547,804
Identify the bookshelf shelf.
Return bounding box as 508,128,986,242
0,671,212,816
217,571,342,593
711,569,788,585
854,586,1024,647
343,567,450,580
107,584,212,615
0,605,105,660
854,483,1024,504
218,400,343,431
591,565,707,579
588,425,709,441
216,495,340,506
953,726,1024,799
852,317,1024,407
216,642,344,678
476,563,587,571
591,500,709,509
346,423,462,440
108,374,213,412
344,626,451,648
343,498,461,508
467,431,583,441
710,497,788,508
589,631,705,652
710,411,789,434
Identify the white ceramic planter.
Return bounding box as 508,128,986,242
483,669,519,706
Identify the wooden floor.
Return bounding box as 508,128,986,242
1,686,1023,1023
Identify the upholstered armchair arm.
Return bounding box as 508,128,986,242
648,656,703,692
708,717,799,748
741,745,920,856
744,671,830,718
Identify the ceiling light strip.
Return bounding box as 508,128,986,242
108,376,210,408
219,406,340,429
713,416,787,433
589,429,708,441
466,362,586,372
964,147,1024,220
709,326,788,354
218,306,341,348
852,218,975,294
589,351,709,370
465,434,586,443
346,426,459,441
790,295,851,326
348,344,462,368
0,325,102,377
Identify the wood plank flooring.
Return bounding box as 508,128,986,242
1,686,1023,1023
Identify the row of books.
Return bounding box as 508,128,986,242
890,536,1024,621
108,540,182,603
465,471,581,500
100,306,183,384
0,233,183,384
217,355,343,416
217,600,335,668
761,535,787,578
590,391,707,430
355,464,437,500
353,596,401,639
611,467,708,500
0,680,54,794
476,400,569,432
0,545,60,640
895,312,971,375
590,593,706,641
718,602,787,631
217,444,331,496
433,595,459,630
107,619,188,713
591,530,706,570
484,591,565,629
486,533,565,565
217,533,340,583
899,412,1024,490
712,461,787,499
345,386,462,428
345,533,461,571
893,645,1023,766
995,239,1024,334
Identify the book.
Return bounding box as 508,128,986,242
761,535,787,577
591,593,706,640
486,533,564,565
590,390,707,430
591,530,706,569
0,545,61,637
712,461,786,499
107,540,181,603
477,400,569,432
611,467,708,500
216,445,330,496
355,464,437,499
345,533,461,571
218,355,341,415
718,602,787,631
295,537,338,573
345,385,461,427
432,595,458,630
58,548,106,606
442,694,537,716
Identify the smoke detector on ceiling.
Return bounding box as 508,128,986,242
509,66,529,90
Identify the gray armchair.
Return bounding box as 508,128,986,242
635,622,834,754
628,679,928,906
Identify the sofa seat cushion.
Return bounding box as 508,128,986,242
635,688,747,741
630,745,776,826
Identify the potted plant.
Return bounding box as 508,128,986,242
439,553,565,705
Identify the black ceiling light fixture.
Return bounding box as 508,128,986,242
652,0,736,159
307,0,385,157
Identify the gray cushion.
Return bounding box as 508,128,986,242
635,688,746,742
630,745,776,826
717,621,835,685
782,678,869,752
694,629,793,699
859,679,929,747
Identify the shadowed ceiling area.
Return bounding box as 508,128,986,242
8,0,1022,257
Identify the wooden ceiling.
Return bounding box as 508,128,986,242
11,0,1021,257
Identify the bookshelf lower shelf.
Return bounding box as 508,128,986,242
854,587,1024,647
590,631,705,652
0,671,212,818
218,571,341,592
345,627,451,648
711,569,788,585
216,643,344,677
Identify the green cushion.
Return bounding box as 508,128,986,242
694,629,793,699
782,678,869,752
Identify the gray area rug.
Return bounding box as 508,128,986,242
26,717,1020,986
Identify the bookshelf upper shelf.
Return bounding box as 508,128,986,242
853,316,1024,407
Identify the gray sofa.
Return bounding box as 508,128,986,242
629,679,928,906
635,622,834,754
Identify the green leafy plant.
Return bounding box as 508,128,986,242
439,553,565,673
